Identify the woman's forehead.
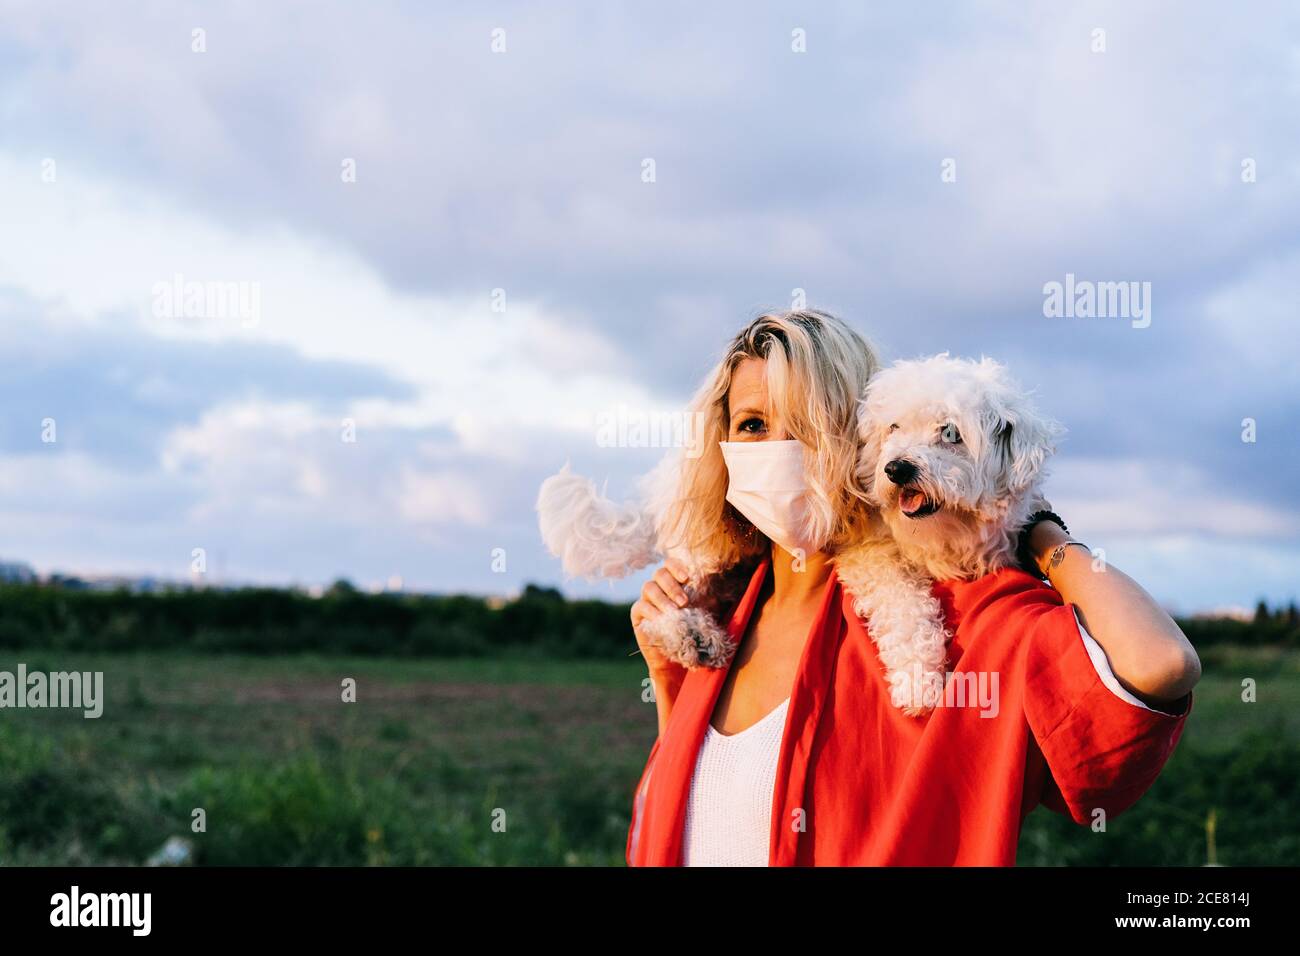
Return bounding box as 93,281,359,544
728,357,768,409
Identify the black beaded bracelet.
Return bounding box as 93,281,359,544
1016,510,1070,576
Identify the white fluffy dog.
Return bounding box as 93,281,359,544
857,353,1065,581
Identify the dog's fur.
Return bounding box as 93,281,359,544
857,353,1065,581
831,530,951,716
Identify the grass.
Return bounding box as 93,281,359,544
0,646,1295,865
0,652,654,865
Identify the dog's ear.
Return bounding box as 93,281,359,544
973,359,1064,495
994,404,1064,495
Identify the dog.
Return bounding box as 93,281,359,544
856,353,1065,582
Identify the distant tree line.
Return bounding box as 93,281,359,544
1176,600,1300,650
0,581,1295,656
0,582,633,658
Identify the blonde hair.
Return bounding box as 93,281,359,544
660,309,881,573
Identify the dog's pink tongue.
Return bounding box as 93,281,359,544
900,489,925,514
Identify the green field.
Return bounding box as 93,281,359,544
0,645,1296,866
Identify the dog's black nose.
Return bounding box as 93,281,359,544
884,458,917,485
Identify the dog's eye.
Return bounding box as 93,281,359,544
940,423,962,444
888,423,899,432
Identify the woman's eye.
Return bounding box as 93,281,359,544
940,423,962,444
739,417,765,434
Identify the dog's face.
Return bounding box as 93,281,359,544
857,354,1064,579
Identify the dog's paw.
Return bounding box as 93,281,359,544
682,607,737,668
639,607,736,670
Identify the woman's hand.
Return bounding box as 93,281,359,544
630,557,692,675
631,557,692,735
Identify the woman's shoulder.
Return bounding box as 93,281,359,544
931,566,1067,638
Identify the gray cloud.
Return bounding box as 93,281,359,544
0,293,416,468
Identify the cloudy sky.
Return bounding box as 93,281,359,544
0,1,1296,612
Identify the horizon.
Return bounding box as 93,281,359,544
0,553,1289,622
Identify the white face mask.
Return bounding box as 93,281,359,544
718,439,819,558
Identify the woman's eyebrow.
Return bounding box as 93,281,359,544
730,406,766,421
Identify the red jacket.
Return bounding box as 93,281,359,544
626,556,1191,865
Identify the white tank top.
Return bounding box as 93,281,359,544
681,696,791,866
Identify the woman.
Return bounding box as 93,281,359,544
626,309,1199,866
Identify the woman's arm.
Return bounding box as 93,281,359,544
1026,520,1201,708
646,667,686,736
